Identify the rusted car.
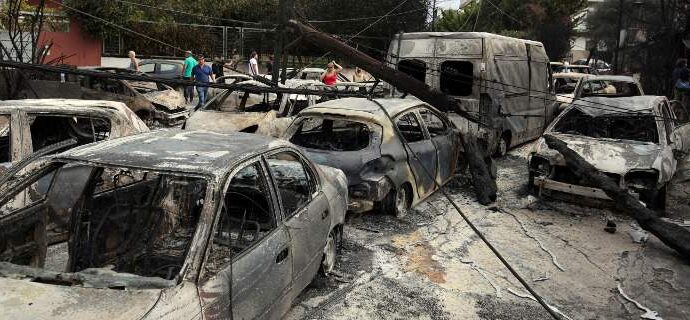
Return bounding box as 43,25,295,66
529,96,690,209
283,97,462,217
83,69,189,127
557,75,645,113
0,130,347,319
185,80,332,137
0,99,148,170
554,72,588,107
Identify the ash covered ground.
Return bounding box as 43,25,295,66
286,144,690,320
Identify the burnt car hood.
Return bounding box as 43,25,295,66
186,110,292,137
0,277,161,319
534,133,662,175
143,90,185,111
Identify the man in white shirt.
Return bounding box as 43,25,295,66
248,51,259,76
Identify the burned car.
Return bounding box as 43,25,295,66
0,130,347,319
284,97,462,217
0,99,148,169
529,96,690,209
557,75,644,112
82,70,189,127
185,80,332,137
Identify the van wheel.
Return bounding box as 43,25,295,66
320,230,337,275
382,185,410,219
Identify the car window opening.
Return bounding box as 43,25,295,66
267,152,315,219
29,115,111,151
398,59,427,83
0,114,10,164
396,113,426,143
0,164,208,283
440,61,473,96
206,163,275,274
581,80,642,98
555,77,578,94
289,117,371,151
205,89,280,113
554,108,658,143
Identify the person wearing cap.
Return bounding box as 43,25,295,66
192,55,215,110
181,50,198,103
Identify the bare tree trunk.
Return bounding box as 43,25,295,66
544,135,690,259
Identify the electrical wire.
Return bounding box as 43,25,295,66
47,0,185,53
369,99,563,320
483,0,524,26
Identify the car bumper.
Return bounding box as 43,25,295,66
347,176,393,213
534,177,611,200
348,199,375,213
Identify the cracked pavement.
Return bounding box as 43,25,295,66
286,143,690,320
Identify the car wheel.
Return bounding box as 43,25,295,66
382,185,410,218
320,230,337,275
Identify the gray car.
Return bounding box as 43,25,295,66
0,130,347,319
284,97,462,217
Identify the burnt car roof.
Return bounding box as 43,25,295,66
301,97,425,121
0,99,133,112
57,130,290,176
570,96,664,117
580,75,638,82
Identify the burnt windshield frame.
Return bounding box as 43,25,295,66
66,164,210,281
553,108,659,143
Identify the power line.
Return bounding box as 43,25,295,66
307,7,426,23
107,0,267,26
483,0,524,26
47,0,184,53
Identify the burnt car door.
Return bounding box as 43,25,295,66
266,150,330,296
395,111,439,198
418,107,458,184
200,160,292,319
666,100,690,154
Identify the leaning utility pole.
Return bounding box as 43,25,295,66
286,20,497,205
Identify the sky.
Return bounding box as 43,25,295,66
437,0,463,10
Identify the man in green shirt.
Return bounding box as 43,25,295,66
181,50,198,104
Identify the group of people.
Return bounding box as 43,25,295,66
127,48,372,109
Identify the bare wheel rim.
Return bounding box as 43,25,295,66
322,233,336,274
395,187,408,218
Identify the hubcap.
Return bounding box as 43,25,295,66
322,234,336,274
395,188,407,218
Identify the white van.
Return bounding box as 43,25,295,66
386,32,557,155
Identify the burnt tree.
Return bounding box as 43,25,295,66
286,20,497,204
544,135,690,259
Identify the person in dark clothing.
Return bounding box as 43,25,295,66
673,58,688,87
212,56,225,83
266,56,274,75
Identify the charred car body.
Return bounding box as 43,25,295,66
185,80,339,137
20,68,188,127
529,96,690,209
0,99,148,169
0,130,347,319
284,97,462,217
556,75,644,112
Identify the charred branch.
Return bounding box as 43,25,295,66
544,134,690,259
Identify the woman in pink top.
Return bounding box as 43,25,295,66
321,61,343,86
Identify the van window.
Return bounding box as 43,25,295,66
440,61,473,96
398,59,427,83
0,114,10,164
